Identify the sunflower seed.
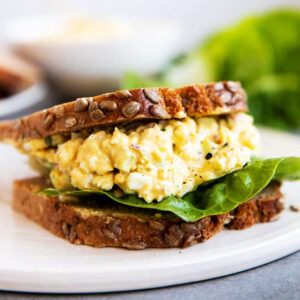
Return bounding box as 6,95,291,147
53,105,65,118
115,89,132,99
144,88,162,103
90,109,105,121
41,109,48,119
122,241,146,250
182,234,196,248
104,92,113,98
165,233,180,247
169,225,184,241
89,101,99,113
107,220,122,236
122,101,141,118
180,223,198,234
74,98,89,112
149,220,165,231
61,222,70,238
69,226,77,242
103,228,116,241
99,100,117,111
43,113,54,129
149,105,169,118
214,82,224,91
220,91,232,103
231,93,243,103
65,117,77,128
224,81,239,93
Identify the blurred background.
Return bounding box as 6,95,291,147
0,0,299,131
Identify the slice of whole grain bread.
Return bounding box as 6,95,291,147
12,178,283,249
0,81,246,140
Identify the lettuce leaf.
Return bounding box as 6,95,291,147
122,9,300,130
39,157,300,222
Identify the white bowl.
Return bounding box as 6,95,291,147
2,14,181,96
0,52,48,119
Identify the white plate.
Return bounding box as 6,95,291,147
0,128,300,293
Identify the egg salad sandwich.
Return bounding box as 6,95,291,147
0,81,300,249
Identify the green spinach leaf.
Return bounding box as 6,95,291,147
39,157,300,222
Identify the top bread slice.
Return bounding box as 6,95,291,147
0,81,247,140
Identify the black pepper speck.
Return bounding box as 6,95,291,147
205,152,213,160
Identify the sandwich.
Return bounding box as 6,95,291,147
0,82,299,249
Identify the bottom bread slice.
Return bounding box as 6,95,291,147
12,178,284,249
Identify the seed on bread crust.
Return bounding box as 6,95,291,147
65,117,77,128
61,222,70,238
149,219,165,231
41,109,48,119
165,232,180,247
169,225,184,241
88,101,99,113
182,234,196,248
74,98,89,112
225,81,239,93
180,223,198,234
107,220,122,235
103,228,116,241
43,114,54,130
115,89,132,99
149,105,169,118
214,82,224,91
165,225,184,247
69,226,77,242
99,100,117,111
121,241,146,250
144,88,162,103
122,101,141,118
90,109,105,121
53,106,65,119
220,92,232,103
232,93,243,102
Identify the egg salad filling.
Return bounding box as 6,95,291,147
18,113,260,203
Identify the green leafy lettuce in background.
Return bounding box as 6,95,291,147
39,157,300,222
122,9,300,130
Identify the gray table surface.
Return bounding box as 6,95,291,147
1,250,299,300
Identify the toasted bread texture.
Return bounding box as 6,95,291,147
12,178,283,249
0,81,247,140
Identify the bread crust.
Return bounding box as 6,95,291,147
12,178,283,249
0,81,247,140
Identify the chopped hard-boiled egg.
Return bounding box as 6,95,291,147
18,113,260,203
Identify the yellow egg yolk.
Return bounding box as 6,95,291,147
19,113,260,203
